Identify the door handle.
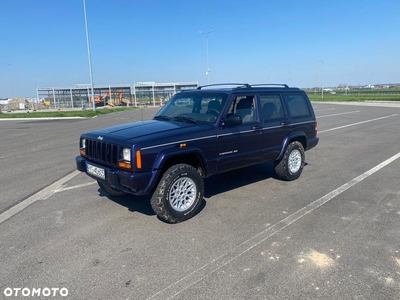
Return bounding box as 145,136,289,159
252,125,262,130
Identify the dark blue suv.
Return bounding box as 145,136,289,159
76,83,318,223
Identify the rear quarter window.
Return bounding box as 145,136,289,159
285,94,312,118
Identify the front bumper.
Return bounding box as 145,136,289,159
76,155,157,195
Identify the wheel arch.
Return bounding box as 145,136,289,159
277,132,307,161
152,147,208,177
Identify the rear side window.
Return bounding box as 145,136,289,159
259,94,285,121
285,94,312,118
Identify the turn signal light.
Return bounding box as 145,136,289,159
118,161,131,169
136,150,142,169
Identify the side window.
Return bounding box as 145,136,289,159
259,94,285,122
203,98,222,114
192,96,224,116
234,95,258,123
285,94,312,118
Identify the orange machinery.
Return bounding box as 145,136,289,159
90,90,124,106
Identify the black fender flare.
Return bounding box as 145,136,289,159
276,132,307,161
152,146,207,171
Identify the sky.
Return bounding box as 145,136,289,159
1,0,399,98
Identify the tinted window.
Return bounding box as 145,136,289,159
259,94,285,121
285,94,312,118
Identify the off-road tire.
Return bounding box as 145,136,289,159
275,141,305,181
98,181,128,197
150,164,204,223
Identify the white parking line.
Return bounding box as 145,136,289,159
314,108,336,112
0,171,81,225
319,114,398,133
145,152,400,300
318,110,360,118
54,181,96,193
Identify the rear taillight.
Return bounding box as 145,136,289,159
315,121,318,137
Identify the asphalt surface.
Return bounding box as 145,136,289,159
0,103,400,299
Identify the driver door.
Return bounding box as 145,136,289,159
216,95,264,173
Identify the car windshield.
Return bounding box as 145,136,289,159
154,92,228,124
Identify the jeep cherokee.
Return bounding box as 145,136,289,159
76,83,319,223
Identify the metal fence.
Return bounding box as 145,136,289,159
36,86,132,110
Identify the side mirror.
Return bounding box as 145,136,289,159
223,114,242,126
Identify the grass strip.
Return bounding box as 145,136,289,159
0,107,138,118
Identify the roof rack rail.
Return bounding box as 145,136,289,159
251,83,289,88
197,83,251,90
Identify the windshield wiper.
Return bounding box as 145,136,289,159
172,115,197,124
154,115,171,121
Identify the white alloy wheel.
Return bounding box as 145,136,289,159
169,177,197,211
150,164,204,223
288,149,302,174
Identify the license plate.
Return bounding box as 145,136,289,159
86,163,105,180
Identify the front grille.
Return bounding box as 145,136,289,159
85,139,119,166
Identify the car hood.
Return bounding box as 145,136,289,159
90,120,211,143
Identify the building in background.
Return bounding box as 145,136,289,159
36,82,198,110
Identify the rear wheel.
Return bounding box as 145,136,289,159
97,181,128,197
275,141,305,181
150,164,204,223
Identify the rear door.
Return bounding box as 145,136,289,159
259,93,291,160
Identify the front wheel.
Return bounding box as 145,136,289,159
150,164,204,223
275,141,305,181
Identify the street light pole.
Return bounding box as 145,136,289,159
83,0,95,111
199,30,215,84
317,59,324,99
7,64,13,99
